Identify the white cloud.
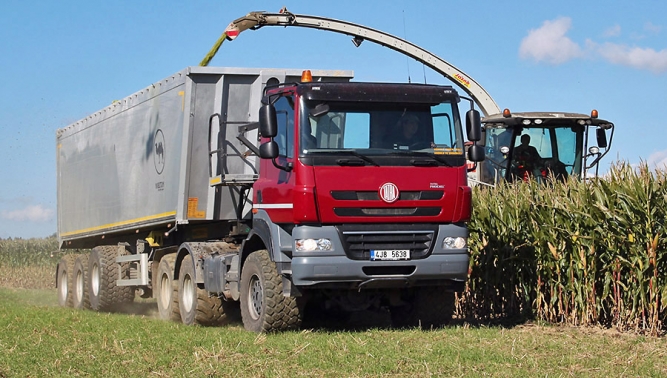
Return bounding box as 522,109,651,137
520,18,667,74
596,43,667,73
645,22,662,34
647,150,667,171
1,205,54,222
603,24,621,38
519,17,583,64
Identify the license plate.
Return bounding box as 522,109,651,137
370,249,410,261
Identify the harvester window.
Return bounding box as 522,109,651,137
515,129,551,159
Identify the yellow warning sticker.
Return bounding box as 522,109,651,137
187,197,206,219
434,147,463,155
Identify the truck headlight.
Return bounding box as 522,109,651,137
443,236,466,249
295,238,332,252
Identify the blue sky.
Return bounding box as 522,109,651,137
1,1,666,239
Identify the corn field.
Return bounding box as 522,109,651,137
0,236,61,289
0,236,59,267
463,162,667,334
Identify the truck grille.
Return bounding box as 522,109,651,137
331,190,443,218
336,224,437,260
333,207,441,217
331,190,443,201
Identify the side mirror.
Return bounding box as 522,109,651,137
259,141,279,159
467,144,485,162
596,128,608,148
466,109,482,142
259,104,277,138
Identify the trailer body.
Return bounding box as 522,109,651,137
57,67,352,248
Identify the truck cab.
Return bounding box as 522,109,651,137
245,74,484,329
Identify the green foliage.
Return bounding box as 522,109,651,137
0,236,59,268
464,162,667,334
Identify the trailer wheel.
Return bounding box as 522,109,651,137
240,249,302,333
156,255,180,322
177,256,229,326
72,254,91,310
390,287,455,330
88,246,135,311
57,254,77,307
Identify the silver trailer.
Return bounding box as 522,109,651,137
57,66,352,248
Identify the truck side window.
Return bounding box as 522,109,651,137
274,96,295,158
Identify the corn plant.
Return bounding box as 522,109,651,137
0,236,59,268
463,162,667,334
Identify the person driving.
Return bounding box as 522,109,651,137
393,114,429,149
513,134,543,179
394,115,419,148
514,134,541,162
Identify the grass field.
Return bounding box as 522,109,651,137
1,286,666,377
1,258,666,377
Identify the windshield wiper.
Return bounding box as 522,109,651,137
410,159,438,167
311,150,380,167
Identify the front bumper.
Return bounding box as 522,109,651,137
290,223,469,290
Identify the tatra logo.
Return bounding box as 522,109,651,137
379,182,399,203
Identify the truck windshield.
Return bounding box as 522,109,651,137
300,101,464,156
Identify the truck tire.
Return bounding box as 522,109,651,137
390,287,455,330
156,255,180,322
57,254,77,307
72,254,91,310
240,249,302,333
88,246,135,311
177,256,229,326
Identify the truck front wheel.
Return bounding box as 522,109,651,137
57,254,77,307
240,249,302,333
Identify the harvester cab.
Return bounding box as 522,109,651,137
471,109,615,186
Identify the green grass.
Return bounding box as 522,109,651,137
1,288,667,377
